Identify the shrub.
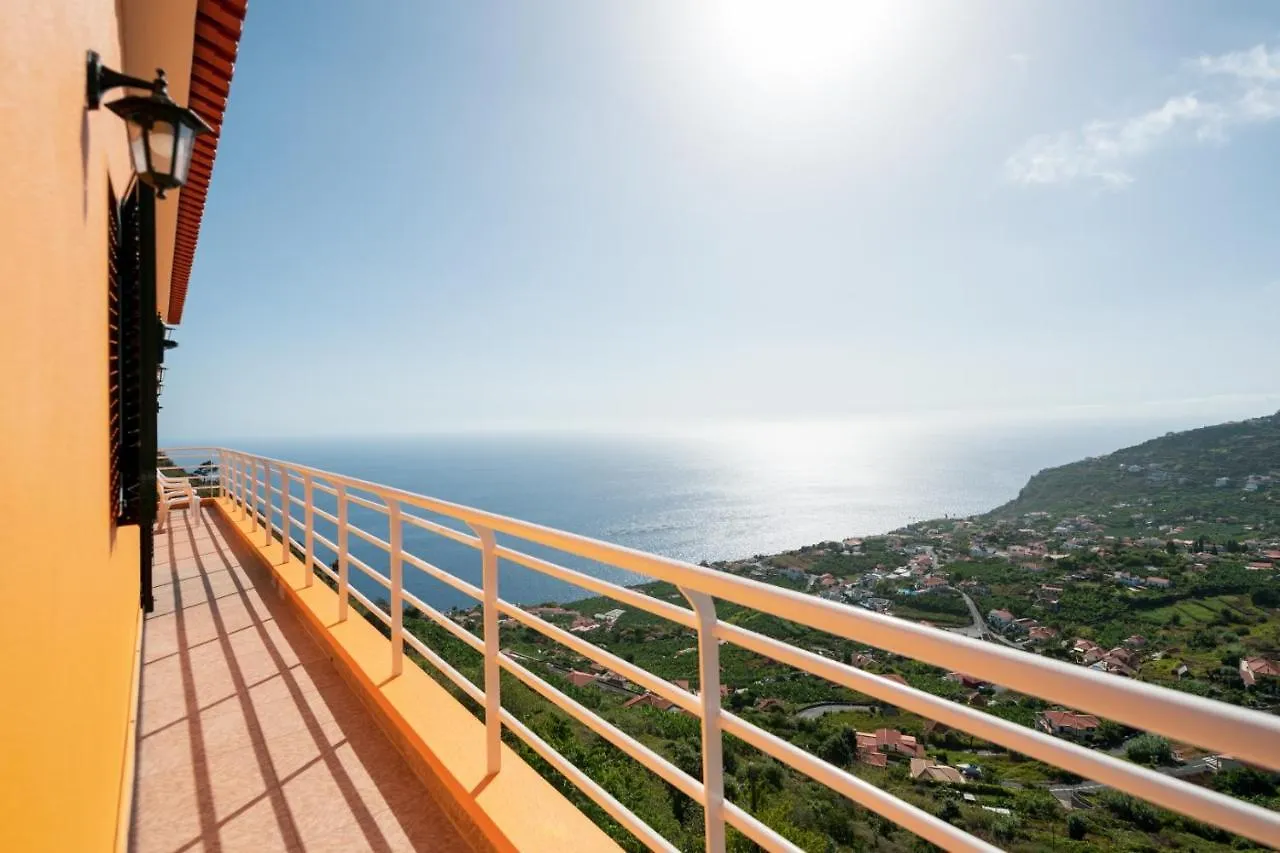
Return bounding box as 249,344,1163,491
1066,813,1088,841
1125,734,1174,766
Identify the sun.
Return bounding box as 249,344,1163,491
692,0,914,107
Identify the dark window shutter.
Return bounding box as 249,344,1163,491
107,194,123,524
109,183,158,611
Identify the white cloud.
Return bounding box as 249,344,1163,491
1006,44,1280,189
1195,44,1280,80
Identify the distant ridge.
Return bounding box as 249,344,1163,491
986,410,1280,522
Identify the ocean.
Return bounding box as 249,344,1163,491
189,412,1244,613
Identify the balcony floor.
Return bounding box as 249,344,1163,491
132,505,472,853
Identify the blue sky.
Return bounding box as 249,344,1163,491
163,1,1280,440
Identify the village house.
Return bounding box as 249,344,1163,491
1035,584,1063,606
1011,617,1040,635
857,729,925,759
945,672,985,690
1239,657,1280,688
1073,638,1101,658
1028,625,1058,643
1037,710,1101,739
1144,576,1171,589
594,608,626,625
909,759,966,784
567,670,600,688
622,692,678,712
858,750,889,768
987,609,1015,629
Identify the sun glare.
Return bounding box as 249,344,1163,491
695,0,914,107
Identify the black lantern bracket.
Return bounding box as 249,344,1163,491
86,50,165,110
85,50,213,198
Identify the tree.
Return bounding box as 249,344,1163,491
1125,734,1174,766
1166,540,1178,555
741,761,783,813
818,730,854,766
1094,719,1129,749
1251,586,1280,608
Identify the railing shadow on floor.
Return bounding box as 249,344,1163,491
132,506,467,853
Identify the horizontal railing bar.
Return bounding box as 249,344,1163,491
348,586,391,625
494,545,698,630
313,557,339,583
496,599,700,715
403,631,485,704
188,448,1280,848
312,505,338,525
496,655,704,802
288,494,304,508
716,621,1280,849
348,523,391,552
499,709,678,853
312,480,338,497
346,492,387,512
312,530,338,555
720,711,997,852
401,552,483,601
492,532,1280,771
347,553,391,589
402,510,482,549
402,588,485,653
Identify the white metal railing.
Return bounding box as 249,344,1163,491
159,446,1280,852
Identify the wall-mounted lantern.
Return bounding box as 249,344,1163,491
86,51,212,198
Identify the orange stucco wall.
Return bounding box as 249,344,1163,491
0,3,165,851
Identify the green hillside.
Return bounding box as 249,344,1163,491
988,411,1280,534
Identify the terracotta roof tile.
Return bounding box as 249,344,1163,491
168,0,247,323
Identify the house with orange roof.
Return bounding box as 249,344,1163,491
1239,657,1280,688
622,692,678,712
1037,710,1101,739
567,670,599,688
909,759,966,784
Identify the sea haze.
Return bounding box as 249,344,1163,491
191,413,1243,612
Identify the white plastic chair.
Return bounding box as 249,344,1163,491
156,470,200,531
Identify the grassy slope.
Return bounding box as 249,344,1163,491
987,411,1280,530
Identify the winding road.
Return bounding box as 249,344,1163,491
947,588,1023,649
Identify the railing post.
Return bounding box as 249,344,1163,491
262,461,273,546
231,454,241,515
389,499,403,676
337,483,349,621
682,588,726,853
236,455,246,517
249,460,258,532
470,524,502,776
280,472,291,565
303,473,315,588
